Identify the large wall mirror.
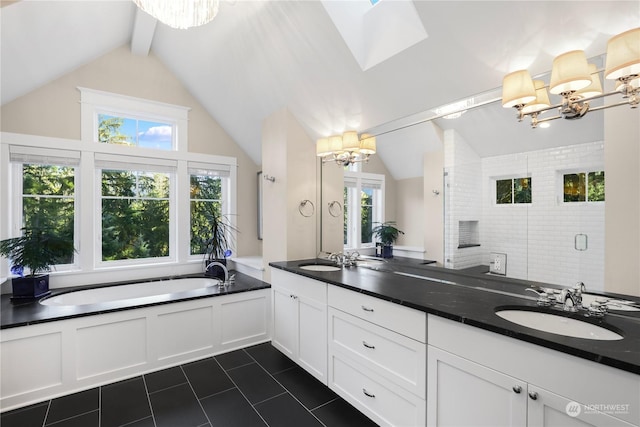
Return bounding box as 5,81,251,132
319,59,638,294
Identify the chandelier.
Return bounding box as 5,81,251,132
502,28,640,128
132,0,220,30
316,131,377,167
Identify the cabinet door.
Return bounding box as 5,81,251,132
271,286,297,360
427,346,527,427
527,386,635,427
297,294,327,383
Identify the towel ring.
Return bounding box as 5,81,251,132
299,200,315,217
328,201,342,217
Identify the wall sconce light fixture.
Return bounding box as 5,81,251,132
502,27,639,128
316,131,377,166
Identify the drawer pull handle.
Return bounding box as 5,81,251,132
528,392,538,401
361,306,374,312
512,385,522,394
362,341,375,349
362,388,375,398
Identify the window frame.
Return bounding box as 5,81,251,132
494,176,532,205
1,90,237,286
9,148,81,273
560,169,605,204
95,158,177,268
344,171,384,251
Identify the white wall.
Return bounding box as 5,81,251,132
604,105,640,296
424,150,444,265
261,108,318,282
0,44,261,260
443,130,482,269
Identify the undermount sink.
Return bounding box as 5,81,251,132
495,309,623,341
298,263,341,272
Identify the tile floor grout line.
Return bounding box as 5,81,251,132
221,360,258,372
141,374,159,427
42,409,99,427
193,384,237,402
250,390,288,406
180,364,214,427
309,396,339,412
118,415,154,427
249,347,331,427
146,380,190,395
98,385,102,427
41,398,52,427
210,355,272,427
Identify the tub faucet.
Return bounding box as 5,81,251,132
205,261,229,283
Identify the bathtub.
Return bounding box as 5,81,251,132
2,275,271,412
40,278,221,307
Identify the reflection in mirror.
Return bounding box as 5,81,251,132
320,84,612,292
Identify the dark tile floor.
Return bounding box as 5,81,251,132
0,342,378,427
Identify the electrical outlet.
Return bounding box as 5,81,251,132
489,253,507,275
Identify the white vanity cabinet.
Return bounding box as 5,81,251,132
327,285,427,426
428,315,639,427
270,268,327,383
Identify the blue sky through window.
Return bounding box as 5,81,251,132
100,114,173,150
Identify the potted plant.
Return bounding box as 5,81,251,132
370,221,405,258
203,214,238,280
0,225,75,300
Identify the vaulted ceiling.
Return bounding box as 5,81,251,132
2,1,638,179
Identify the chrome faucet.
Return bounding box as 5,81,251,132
329,251,360,267
205,261,229,283
560,282,585,312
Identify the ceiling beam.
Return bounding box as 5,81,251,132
130,7,157,56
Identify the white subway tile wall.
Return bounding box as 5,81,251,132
445,131,605,291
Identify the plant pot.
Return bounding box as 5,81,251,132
11,274,50,300
205,259,228,281
381,245,393,259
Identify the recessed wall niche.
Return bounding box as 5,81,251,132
458,221,480,248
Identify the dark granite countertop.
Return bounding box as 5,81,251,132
270,258,640,375
1,271,269,330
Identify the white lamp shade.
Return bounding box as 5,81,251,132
342,131,360,151
359,134,376,155
316,138,330,157
549,50,591,94
575,64,603,98
605,28,640,80
521,80,551,114
328,135,343,153
502,70,536,108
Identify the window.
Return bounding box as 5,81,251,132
97,113,173,150
100,168,171,262
344,172,384,249
190,170,225,255
563,171,605,202
496,177,532,204
10,148,79,270
2,89,237,285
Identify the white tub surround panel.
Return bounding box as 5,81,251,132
0,289,271,412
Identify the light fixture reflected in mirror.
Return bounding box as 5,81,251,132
502,27,639,128
316,131,377,166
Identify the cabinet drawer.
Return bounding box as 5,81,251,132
329,352,426,427
271,268,327,303
328,286,426,342
329,308,425,398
